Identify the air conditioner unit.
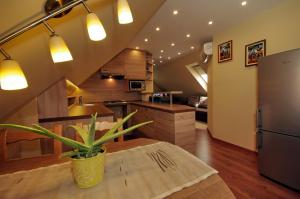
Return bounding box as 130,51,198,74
203,42,213,55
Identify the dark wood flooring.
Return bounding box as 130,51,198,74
194,128,300,199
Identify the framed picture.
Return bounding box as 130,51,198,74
245,40,266,67
218,40,232,63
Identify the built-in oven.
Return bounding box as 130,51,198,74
128,80,145,91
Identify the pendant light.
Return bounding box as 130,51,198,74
82,2,107,41
43,21,73,63
0,48,28,90
117,0,133,24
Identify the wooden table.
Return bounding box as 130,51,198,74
0,138,235,199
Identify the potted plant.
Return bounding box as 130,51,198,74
0,110,152,188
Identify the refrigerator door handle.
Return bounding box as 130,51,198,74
257,131,263,150
256,108,262,130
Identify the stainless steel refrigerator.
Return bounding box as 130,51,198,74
257,48,300,191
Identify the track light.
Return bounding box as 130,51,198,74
82,2,107,41
0,48,28,90
117,0,133,24
43,21,73,63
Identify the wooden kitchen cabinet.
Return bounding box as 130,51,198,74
123,49,146,80
129,102,196,152
101,52,126,75
101,48,146,80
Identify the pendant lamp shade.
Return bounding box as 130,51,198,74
86,13,107,41
49,34,73,63
117,0,133,24
0,59,28,90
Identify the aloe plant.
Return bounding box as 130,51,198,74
0,110,152,158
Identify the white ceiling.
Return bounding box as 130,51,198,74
129,0,283,66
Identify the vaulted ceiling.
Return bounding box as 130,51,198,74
129,0,283,65
0,0,165,119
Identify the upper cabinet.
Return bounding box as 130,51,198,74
101,48,146,80
123,49,147,80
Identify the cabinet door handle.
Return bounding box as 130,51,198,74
256,108,262,130
257,131,263,150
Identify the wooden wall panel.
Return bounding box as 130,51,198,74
71,74,141,103
37,78,68,119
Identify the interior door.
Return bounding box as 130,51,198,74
258,49,300,137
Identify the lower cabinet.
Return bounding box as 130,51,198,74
129,104,195,151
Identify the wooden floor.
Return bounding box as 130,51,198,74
194,128,300,199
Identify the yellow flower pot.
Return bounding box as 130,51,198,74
71,150,106,188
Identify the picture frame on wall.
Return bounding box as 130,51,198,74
245,39,266,67
218,40,233,63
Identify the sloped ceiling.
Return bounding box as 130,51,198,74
0,0,165,119
154,50,208,97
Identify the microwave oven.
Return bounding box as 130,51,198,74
128,80,145,91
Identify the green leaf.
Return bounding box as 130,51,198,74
93,121,153,146
86,113,97,157
99,110,137,141
0,124,90,152
61,151,80,158
88,113,97,145
68,125,89,145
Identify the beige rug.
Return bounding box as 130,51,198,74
0,142,217,199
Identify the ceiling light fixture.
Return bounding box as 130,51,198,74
159,56,162,59
178,52,181,55
155,27,160,31
43,21,73,63
208,21,213,25
190,46,195,50
117,0,133,24
135,46,140,49
186,34,191,38
82,1,107,41
171,43,175,46
241,1,247,6
144,38,149,42
173,10,178,15
0,48,28,90
168,57,171,60
160,60,163,63
160,50,164,53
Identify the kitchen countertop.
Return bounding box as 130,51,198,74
129,101,195,113
39,103,114,123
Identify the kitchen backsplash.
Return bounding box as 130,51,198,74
70,74,141,103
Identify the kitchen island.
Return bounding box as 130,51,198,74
129,102,196,152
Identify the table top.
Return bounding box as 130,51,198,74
39,103,114,123
0,139,235,199
130,102,195,113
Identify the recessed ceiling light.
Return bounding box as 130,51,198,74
178,52,181,55
160,60,163,63
159,56,162,59
186,34,191,38
173,10,178,15
208,21,213,25
154,63,156,66
144,38,149,42
156,27,160,31
171,43,175,46
168,57,171,60
160,50,164,53
241,1,247,6
190,46,195,50
135,46,140,49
